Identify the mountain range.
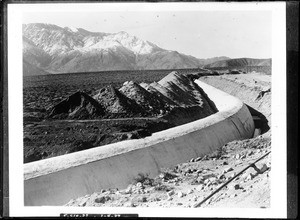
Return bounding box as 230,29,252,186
22,23,270,76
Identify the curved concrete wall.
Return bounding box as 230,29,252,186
24,80,255,206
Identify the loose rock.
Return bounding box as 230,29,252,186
218,173,226,180
230,194,237,198
187,189,194,194
258,163,268,174
177,191,186,198
197,176,204,183
222,161,228,165
223,167,234,174
167,190,175,197
195,157,202,162
246,173,255,181
95,196,107,204
78,198,89,207
196,184,204,191
233,184,241,190
136,182,142,188
247,151,254,156
139,196,147,203
209,177,217,183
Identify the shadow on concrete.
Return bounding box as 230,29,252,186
193,82,218,113
245,104,270,134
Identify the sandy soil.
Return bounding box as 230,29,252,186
65,72,272,208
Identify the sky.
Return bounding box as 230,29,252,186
23,9,272,59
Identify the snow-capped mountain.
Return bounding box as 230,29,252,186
23,23,229,75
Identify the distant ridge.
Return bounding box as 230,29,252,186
204,58,271,69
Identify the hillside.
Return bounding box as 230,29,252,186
22,23,229,75
204,58,271,69
23,60,50,76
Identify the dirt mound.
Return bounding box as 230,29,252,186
158,71,217,114
46,71,217,120
149,81,184,106
119,81,167,115
158,71,202,105
48,91,106,119
93,85,144,116
139,82,179,107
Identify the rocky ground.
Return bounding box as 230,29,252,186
65,72,272,208
65,132,271,208
23,118,171,163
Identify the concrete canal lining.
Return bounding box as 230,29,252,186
24,80,255,206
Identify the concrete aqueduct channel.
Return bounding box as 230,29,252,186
24,79,255,206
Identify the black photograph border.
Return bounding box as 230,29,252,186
0,0,298,218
